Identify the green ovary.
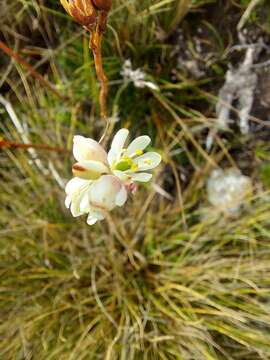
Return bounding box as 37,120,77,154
114,159,132,171
113,155,139,172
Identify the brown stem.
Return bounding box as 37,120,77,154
0,140,68,153
89,12,109,121
0,40,65,100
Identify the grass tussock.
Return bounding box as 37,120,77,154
1,0,270,359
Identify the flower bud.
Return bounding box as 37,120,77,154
92,0,112,11
69,0,97,29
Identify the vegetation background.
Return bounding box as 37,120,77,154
1,0,270,358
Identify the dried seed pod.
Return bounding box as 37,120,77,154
92,0,112,11
69,0,97,29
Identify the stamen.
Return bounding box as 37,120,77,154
122,155,132,163
135,149,143,156
131,163,138,172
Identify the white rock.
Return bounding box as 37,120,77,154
207,168,252,216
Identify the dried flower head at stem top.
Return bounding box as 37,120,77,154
60,0,110,125
60,0,111,30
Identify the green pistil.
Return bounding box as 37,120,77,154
113,153,140,172
114,159,132,171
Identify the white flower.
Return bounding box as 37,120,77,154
207,168,252,216
108,128,161,184
65,129,161,225
121,59,159,91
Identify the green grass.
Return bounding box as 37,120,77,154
1,0,270,359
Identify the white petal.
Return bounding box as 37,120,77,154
92,210,105,220
112,169,130,182
73,135,108,163
87,215,98,225
108,128,129,166
125,135,151,156
65,178,92,217
80,192,91,213
80,160,109,173
65,196,71,208
87,210,105,225
131,172,152,182
115,185,127,207
72,160,109,180
65,177,90,195
89,175,122,211
70,200,83,217
133,152,161,171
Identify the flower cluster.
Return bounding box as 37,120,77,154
65,129,161,225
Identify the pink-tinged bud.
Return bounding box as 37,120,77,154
69,0,97,29
92,0,112,11
125,182,137,194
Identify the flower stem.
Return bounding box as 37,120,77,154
90,31,108,119
89,11,109,142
